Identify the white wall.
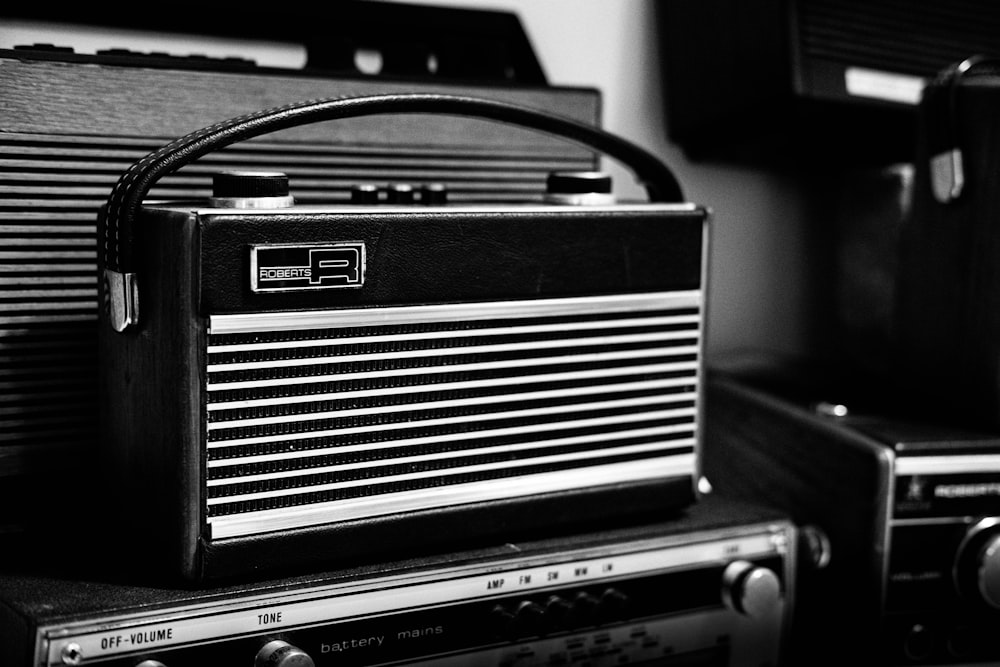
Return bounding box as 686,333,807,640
380,0,815,361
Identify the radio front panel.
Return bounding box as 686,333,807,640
99,200,709,581
23,510,794,667
703,368,1000,665
884,452,1000,663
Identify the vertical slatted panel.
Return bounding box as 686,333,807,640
0,56,600,532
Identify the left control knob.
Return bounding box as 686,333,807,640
210,171,295,209
255,639,315,667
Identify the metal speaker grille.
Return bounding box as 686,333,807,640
205,292,702,538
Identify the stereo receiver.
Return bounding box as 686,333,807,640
703,361,1000,665
0,496,794,667
96,94,709,582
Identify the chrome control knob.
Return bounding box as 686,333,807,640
955,518,1000,609
544,171,615,205
255,639,315,667
210,171,294,209
721,560,782,618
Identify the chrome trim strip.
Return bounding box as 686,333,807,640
208,379,696,428
208,440,684,504
206,339,701,373
208,291,701,335
894,454,1000,476
208,424,697,469
207,366,697,410
209,435,696,485
891,516,971,527
207,394,696,432
207,353,699,392
208,455,696,537
202,202,700,216
45,515,785,665
208,314,700,353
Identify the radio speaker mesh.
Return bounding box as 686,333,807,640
204,293,699,538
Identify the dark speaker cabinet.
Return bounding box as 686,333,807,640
0,49,601,546
657,0,1000,165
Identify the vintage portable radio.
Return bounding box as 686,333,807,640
96,93,709,582
0,496,795,667
703,361,1000,665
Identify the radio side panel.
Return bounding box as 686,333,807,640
702,371,893,665
98,208,205,580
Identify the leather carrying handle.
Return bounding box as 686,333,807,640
100,93,683,274
99,93,685,331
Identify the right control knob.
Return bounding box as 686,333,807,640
544,171,616,205
954,517,1000,609
720,560,782,618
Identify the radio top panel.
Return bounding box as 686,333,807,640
98,92,687,333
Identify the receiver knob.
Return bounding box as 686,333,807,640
721,560,782,618
954,517,1000,609
255,639,315,667
513,600,547,636
977,534,1000,608
545,595,573,630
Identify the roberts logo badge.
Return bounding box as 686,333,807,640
251,243,366,292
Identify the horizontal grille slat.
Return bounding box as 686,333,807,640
207,440,687,505
208,423,694,471
208,393,692,438
208,367,694,411
205,292,703,538
207,457,694,523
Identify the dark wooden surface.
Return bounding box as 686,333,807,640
892,79,1000,430
0,57,599,147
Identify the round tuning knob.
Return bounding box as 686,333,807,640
544,171,616,205
721,560,782,618
255,639,315,667
954,517,1000,609
210,171,294,209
